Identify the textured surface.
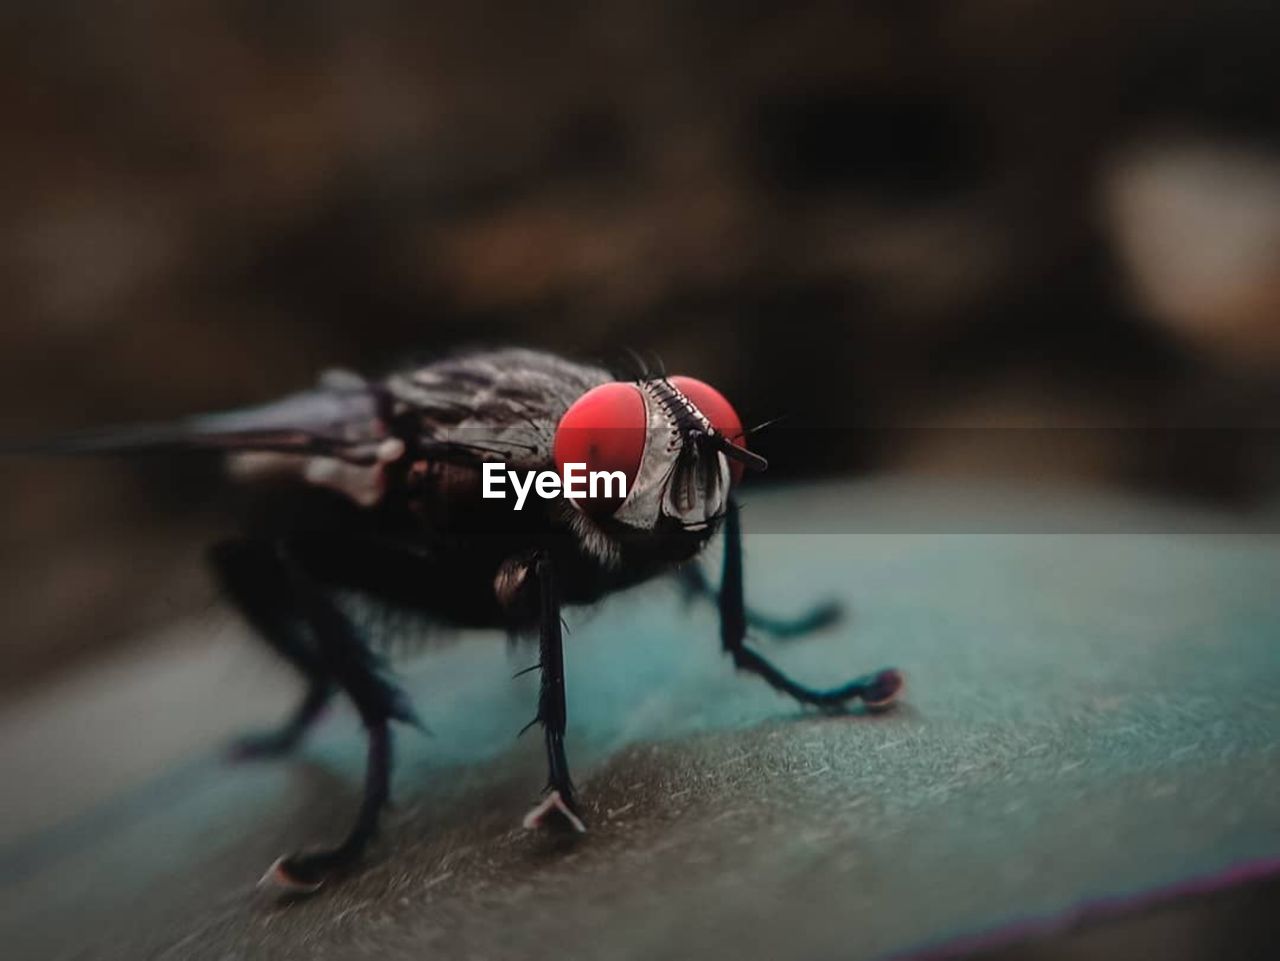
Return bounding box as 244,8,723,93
1,480,1277,960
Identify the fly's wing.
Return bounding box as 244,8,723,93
382,348,612,473
0,349,615,509
0,368,388,464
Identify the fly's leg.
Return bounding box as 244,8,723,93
209,539,333,759
718,498,902,711
677,563,841,639
521,555,586,833
257,543,419,894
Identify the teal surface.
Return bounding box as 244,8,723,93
1,480,1277,960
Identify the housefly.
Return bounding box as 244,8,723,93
10,347,902,892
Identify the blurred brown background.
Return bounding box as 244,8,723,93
2,0,1278,688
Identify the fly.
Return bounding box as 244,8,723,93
6,347,903,893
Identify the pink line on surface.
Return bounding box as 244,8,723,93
887,854,1280,960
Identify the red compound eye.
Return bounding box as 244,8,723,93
669,375,748,485
554,382,646,516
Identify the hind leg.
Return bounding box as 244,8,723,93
210,538,333,759
258,540,419,893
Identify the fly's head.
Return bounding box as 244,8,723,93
553,375,765,560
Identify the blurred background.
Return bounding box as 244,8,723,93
1,0,1278,687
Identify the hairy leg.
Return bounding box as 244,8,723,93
521,554,586,833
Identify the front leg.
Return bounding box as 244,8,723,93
677,561,842,639
718,497,902,711
521,554,587,833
